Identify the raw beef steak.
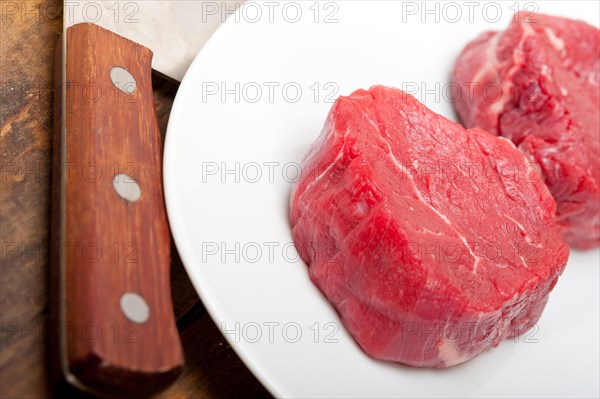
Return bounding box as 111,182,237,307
290,86,569,368
452,13,600,249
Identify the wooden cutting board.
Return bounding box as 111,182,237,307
0,0,269,397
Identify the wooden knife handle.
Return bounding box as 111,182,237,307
52,23,183,396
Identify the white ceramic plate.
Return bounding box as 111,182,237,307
164,1,600,397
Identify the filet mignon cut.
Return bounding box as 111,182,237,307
290,86,569,368
452,13,600,249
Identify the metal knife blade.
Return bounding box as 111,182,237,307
66,0,243,81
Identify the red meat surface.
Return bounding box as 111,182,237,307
290,86,569,368
452,13,600,249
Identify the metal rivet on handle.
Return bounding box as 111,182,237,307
120,292,150,324
109,66,136,94
113,174,141,202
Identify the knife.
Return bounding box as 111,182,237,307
51,1,242,396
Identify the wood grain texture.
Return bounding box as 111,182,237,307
151,75,201,322
1,2,63,397
55,23,183,395
0,3,271,397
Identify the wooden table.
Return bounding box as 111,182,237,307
0,1,270,397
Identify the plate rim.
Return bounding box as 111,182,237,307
163,2,600,397
163,3,288,396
